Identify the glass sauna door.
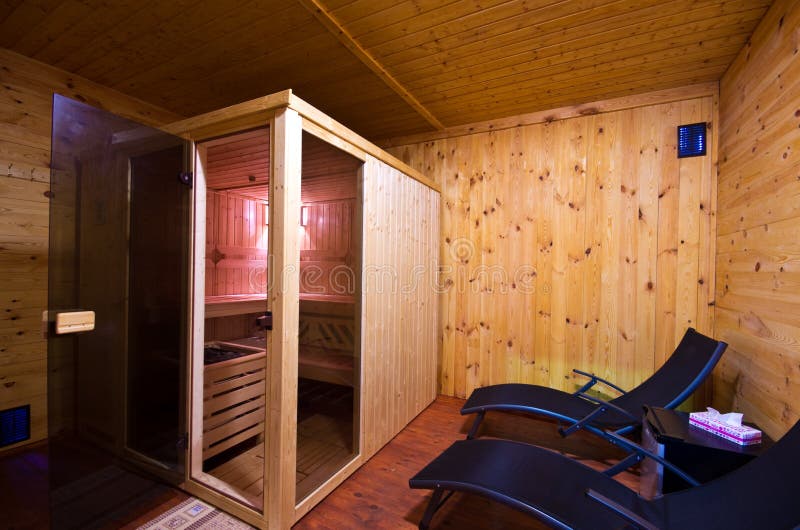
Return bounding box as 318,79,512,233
192,129,269,512
48,95,191,528
296,131,362,503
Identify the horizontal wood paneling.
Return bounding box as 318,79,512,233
361,155,439,458
714,0,800,441
203,130,361,203
204,128,270,201
301,132,363,202
0,49,182,452
387,94,716,399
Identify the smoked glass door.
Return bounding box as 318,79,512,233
47,95,191,528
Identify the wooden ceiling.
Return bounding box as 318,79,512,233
204,129,360,202
1,0,772,140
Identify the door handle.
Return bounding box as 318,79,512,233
256,311,273,331
53,311,96,335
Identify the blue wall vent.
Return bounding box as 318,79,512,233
0,405,31,447
677,122,707,158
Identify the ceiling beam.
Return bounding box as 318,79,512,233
296,0,445,131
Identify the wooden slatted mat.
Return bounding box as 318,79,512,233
296,414,355,501
205,379,356,507
207,442,265,508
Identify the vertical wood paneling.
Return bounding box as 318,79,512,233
205,191,269,296
0,49,182,452
361,155,439,458
715,0,800,440
531,123,554,387
633,109,655,385
654,102,681,368
388,95,716,399
675,101,703,349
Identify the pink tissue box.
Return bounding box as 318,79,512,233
689,411,762,445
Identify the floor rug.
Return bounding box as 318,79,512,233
137,497,254,529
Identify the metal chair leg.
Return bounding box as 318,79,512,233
419,488,445,530
602,452,642,476
466,410,486,439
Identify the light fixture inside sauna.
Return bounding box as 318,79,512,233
300,205,309,227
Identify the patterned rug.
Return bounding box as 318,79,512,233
137,497,254,529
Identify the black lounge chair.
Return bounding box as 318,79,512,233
410,420,800,529
462,328,726,440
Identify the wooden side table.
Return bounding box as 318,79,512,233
639,406,773,499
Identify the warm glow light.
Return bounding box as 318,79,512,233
300,205,309,227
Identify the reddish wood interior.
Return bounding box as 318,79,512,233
203,129,362,312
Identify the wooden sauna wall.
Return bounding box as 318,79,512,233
387,94,716,400
0,49,182,450
714,0,800,440
300,134,361,297
202,196,269,340
205,191,270,297
361,155,439,458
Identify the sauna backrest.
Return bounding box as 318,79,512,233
298,312,355,352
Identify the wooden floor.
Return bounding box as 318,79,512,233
0,441,190,530
0,442,50,529
295,413,354,501
293,395,637,529
205,378,356,508
205,413,355,508
1,396,637,529
207,441,265,508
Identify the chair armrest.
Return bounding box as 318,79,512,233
558,404,611,437
575,393,638,422
585,489,660,530
603,430,700,487
558,395,638,437
572,368,628,396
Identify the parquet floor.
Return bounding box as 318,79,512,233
293,395,638,529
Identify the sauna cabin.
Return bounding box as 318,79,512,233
39,91,440,528
198,124,363,507
4,0,800,528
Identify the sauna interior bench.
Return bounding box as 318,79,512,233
217,337,355,388
205,293,355,318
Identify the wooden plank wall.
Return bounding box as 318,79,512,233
299,136,360,297
205,191,270,296
387,96,716,399
715,0,800,440
299,200,355,297
0,49,181,451
361,155,439,458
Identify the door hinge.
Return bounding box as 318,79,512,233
178,171,193,188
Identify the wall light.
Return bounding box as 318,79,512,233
677,122,707,158
300,205,309,227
